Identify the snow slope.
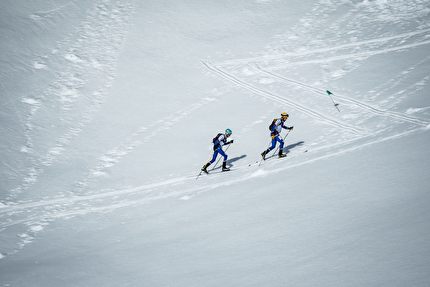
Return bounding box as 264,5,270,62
1,0,430,286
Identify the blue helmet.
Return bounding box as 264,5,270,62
225,128,232,135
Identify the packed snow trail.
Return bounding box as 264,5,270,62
1,123,424,235
202,61,368,136
250,64,430,127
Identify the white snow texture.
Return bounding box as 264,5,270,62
1,0,430,286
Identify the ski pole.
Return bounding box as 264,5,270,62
258,139,272,166
211,143,231,171
196,151,216,180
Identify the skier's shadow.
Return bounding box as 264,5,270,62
228,154,247,167
268,141,305,159
213,155,247,170
282,141,305,155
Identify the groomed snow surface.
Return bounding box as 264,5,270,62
1,0,430,286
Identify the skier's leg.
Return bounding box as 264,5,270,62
268,137,277,151
201,162,211,173
218,148,228,162
278,137,284,150
202,150,218,174
209,150,219,164
277,136,286,157
216,149,229,171
262,138,276,160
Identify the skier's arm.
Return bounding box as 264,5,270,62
281,120,293,130
219,134,227,146
220,134,233,146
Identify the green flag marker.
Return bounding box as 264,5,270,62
326,90,340,112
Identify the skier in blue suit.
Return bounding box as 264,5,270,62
201,129,233,173
261,113,293,160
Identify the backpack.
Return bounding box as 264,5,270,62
213,133,222,144
269,118,279,131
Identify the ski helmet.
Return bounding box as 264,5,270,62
225,128,232,135
281,112,289,118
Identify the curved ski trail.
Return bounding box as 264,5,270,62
202,61,368,136
251,64,430,127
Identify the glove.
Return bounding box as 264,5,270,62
288,126,294,130
227,140,234,144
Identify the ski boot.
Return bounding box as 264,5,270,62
201,162,211,174
261,149,269,160
278,150,286,158
222,161,230,172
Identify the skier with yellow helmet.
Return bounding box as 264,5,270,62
261,113,293,160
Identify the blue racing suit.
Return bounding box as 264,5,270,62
210,133,229,163
268,118,288,151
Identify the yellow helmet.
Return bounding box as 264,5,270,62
281,113,289,118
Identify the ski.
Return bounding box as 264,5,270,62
211,169,233,174
198,149,308,179
259,155,287,166
258,149,308,166
196,168,231,179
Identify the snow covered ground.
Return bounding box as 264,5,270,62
1,0,430,286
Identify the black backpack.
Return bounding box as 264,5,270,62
269,118,279,131
213,133,222,144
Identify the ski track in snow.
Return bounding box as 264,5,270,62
0,125,425,232
2,0,430,258
74,97,216,192
230,39,430,69
250,64,430,127
202,61,369,136
216,28,430,68
1,0,137,255
14,0,136,195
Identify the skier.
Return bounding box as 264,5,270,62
201,129,234,173
261,113,293,160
